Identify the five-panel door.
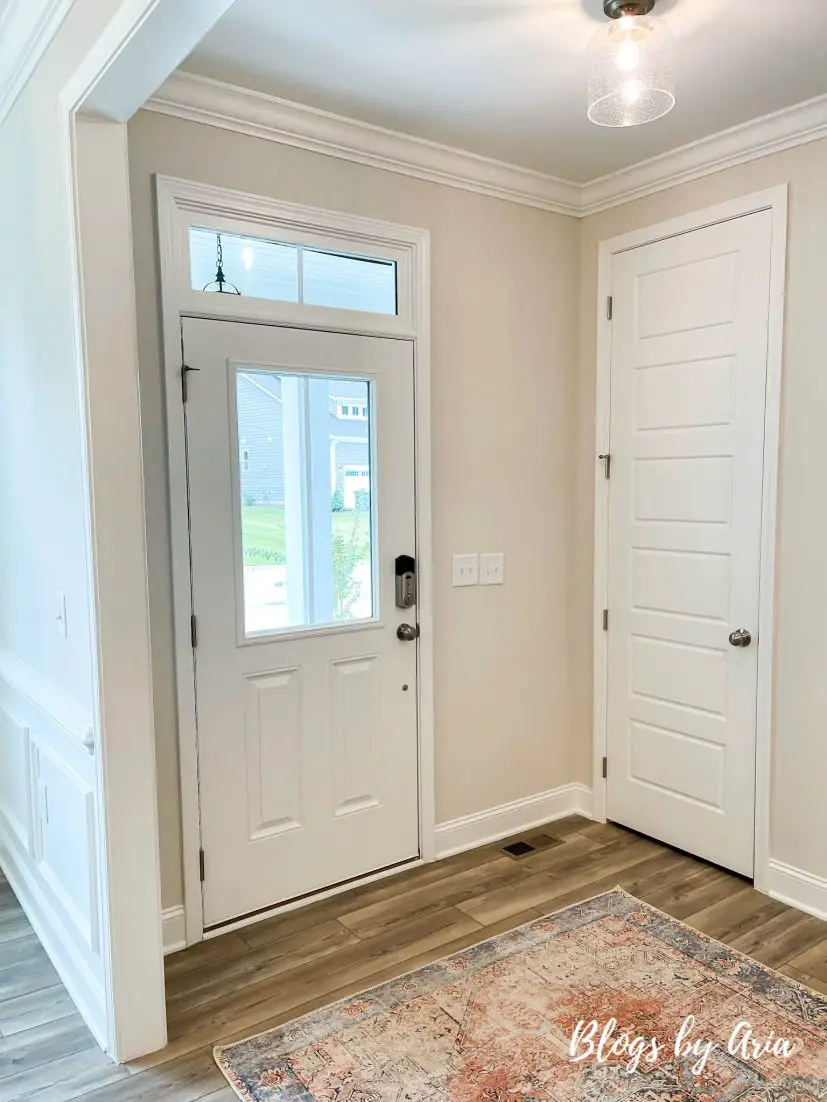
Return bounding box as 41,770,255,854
605,211,772,876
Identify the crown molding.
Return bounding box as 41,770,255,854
146,71,827,220
580,92,827,215
0,0,73,125
146,72,582,216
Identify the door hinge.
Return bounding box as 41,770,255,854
190,614,198,649
181,363,200,403
602,609,609,632
598,453,611,479
602,756,608,779
199,848,206,883
607,295,613,321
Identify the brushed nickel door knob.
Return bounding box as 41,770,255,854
397,623,419,642
728,628,752,648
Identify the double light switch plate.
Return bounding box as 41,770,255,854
452,553,504,587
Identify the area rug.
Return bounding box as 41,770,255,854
215,887,827,1101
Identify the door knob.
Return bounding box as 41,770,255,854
728,628,752,648
397,623,419,642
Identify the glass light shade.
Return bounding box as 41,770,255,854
587,14,675,127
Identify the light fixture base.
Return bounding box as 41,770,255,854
603,0,656,18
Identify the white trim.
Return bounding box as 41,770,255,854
201,782,590,936
592,187,788,900
66,115,167,1063
148,73,581,215
48,0,236,1066
155,174,436,946
162,906,187,955
765,860,827,923
434,785,594,860
753,192,788,897
146,71,827,218
0,0,73,125
580,94,827,216
0,652,94,754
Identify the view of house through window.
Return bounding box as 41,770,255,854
236,369,374,635
190,228,397,315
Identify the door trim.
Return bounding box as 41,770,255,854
156,176,435,948
592,186,788,896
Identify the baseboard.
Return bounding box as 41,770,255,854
435,784,593,859
166,786,594,945
0,841,107,1047
765,859,827,922
162,905,187,955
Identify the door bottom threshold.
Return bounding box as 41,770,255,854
606,819,754,884
203,853,422,938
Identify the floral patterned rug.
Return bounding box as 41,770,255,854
215,887,827,1101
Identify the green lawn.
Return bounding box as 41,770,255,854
242,505,370,565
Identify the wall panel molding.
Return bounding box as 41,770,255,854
0,672,106,1046
0,651,94,753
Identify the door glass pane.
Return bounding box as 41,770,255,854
237,369,374,636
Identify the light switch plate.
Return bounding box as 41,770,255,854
452,553,478,587
480,553,505,586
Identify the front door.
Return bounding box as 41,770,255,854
182,317,420,927
605,210,773,877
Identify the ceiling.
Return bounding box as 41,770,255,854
182,0,827,184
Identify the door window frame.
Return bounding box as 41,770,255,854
229,362,380,642
156,176,434,947
592,186,788,901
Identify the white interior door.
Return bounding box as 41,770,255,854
605,210,773,877
183,317,420,927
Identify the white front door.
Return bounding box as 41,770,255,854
605,210,773,877
182,317,420,927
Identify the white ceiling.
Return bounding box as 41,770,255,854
182,0,827,184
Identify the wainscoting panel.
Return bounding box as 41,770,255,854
0,653,107,1046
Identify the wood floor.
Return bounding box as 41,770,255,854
2,816,827,1100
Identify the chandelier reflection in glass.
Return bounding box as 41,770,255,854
587,0,675,128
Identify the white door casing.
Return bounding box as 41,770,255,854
183,317,420,927
156,179,434,946
603,209,775,877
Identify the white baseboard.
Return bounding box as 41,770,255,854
435,784,593,859
165,786,593,947
162,905,187,955
765,859,827,922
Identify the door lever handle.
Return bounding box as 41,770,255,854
728,628,752,648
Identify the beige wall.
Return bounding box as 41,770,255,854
127,110,581,910
576,139,827,881
129,106,827,911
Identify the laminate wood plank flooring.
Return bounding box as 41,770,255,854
1,816,825,1100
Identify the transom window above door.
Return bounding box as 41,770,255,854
189,227,398,316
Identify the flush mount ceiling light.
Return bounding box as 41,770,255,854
588,0,675,128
